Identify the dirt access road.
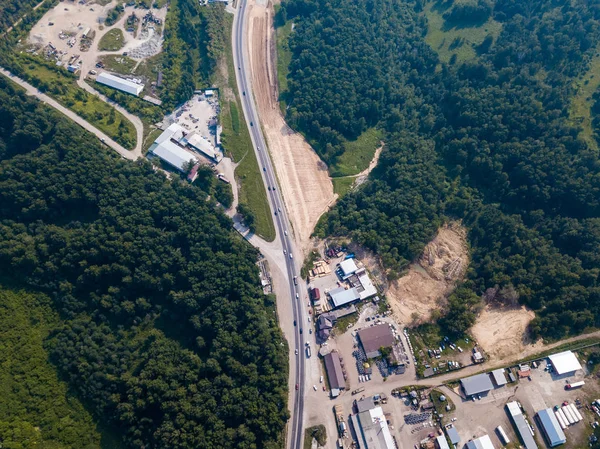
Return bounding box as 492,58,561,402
246,0,335,254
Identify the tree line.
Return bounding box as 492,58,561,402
290,0,600,339
0,77,288,448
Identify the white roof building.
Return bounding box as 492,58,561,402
96,72,143,96
548,351,582,375
491,368,507,386
151,140,198,172
329,287,360,308
353,406,396,449
436,435,450,449
465,435,494,449
358,272,377,299
156,123,185,144
184,132,220,161
340,259,358,277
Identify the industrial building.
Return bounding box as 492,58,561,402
323,351,345,391
149,124,198,172
537,408,566,447
506,401,538,449
435,435,450,449
358,325,395,359
491,368,507,387
96,72,144,96
548,351,582,376
460,373,494,397
446,426,460,446
465,435,494,449
350,406,396,449
329,286,360,308
183,131,220,161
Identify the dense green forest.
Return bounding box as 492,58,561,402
0,286,102,449
281,0,600,339
0,0,43,33
0,78,288,448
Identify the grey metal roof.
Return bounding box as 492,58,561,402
460,373,494,396
356,397,376,413
506,402,538,449
491,368,507,386
446,426,460,444
324,351,345,390
537,408,566,447
358,324,395,358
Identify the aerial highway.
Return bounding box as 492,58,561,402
232,2,306,449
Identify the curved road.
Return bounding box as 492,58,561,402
232,3,306,449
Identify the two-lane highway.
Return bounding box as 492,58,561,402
232,2,306,449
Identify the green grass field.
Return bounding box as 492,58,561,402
98,28,125,51
332,176,355,197
331,127,382,177
218,15,275,241
98,54,137,73
569,47,600,151
15,55,137,149
423,0,502,64
274,15,293,113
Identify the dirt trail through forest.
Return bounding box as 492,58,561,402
246,0,335,254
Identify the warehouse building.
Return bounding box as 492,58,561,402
537,408,566,447
548,351,582,376
435,435,450,449
506,401,538,449
350,406,396,449
149,124,198,172
358,324,395,359
323,351,345,391
96,72,144,96
491,368,508,387
183,131,221,162
446,426,460,446
465,435,494,449
329,286,360,308
460,373,494,398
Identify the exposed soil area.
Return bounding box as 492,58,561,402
471,305,537,360
388,222,469,326
246,0,335,254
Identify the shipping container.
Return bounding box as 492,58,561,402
567,404,581,422
554,410,567,430
562,406,575,425
556,408,569,426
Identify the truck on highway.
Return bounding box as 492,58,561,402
565,381,585,390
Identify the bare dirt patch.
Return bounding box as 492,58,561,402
387,222,469,326
246,0,336,254
471,305,537,361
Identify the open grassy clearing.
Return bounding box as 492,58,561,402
98,54,137,73
274,13,293,113
569,46,600,151
98,28,125,51
14,54,137,149
218,14,275,241
331,127,382,177
423,0,502,64
332,176,355,197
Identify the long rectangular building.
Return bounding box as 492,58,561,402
323,351,345,390
96,72,143,96
506,401,538,449
351,406,396,449
537,408,566,447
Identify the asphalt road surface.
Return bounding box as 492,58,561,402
232,3,306,449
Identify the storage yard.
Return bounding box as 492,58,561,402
26,0,167,101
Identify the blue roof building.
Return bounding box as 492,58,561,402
537,408,566,447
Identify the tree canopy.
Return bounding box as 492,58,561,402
0,77,288,449
289,0,600,339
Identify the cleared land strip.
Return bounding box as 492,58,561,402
0,67,137,161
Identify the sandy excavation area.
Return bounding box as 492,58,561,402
246,0,335,253
387,222,469,325
472,305,537,361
